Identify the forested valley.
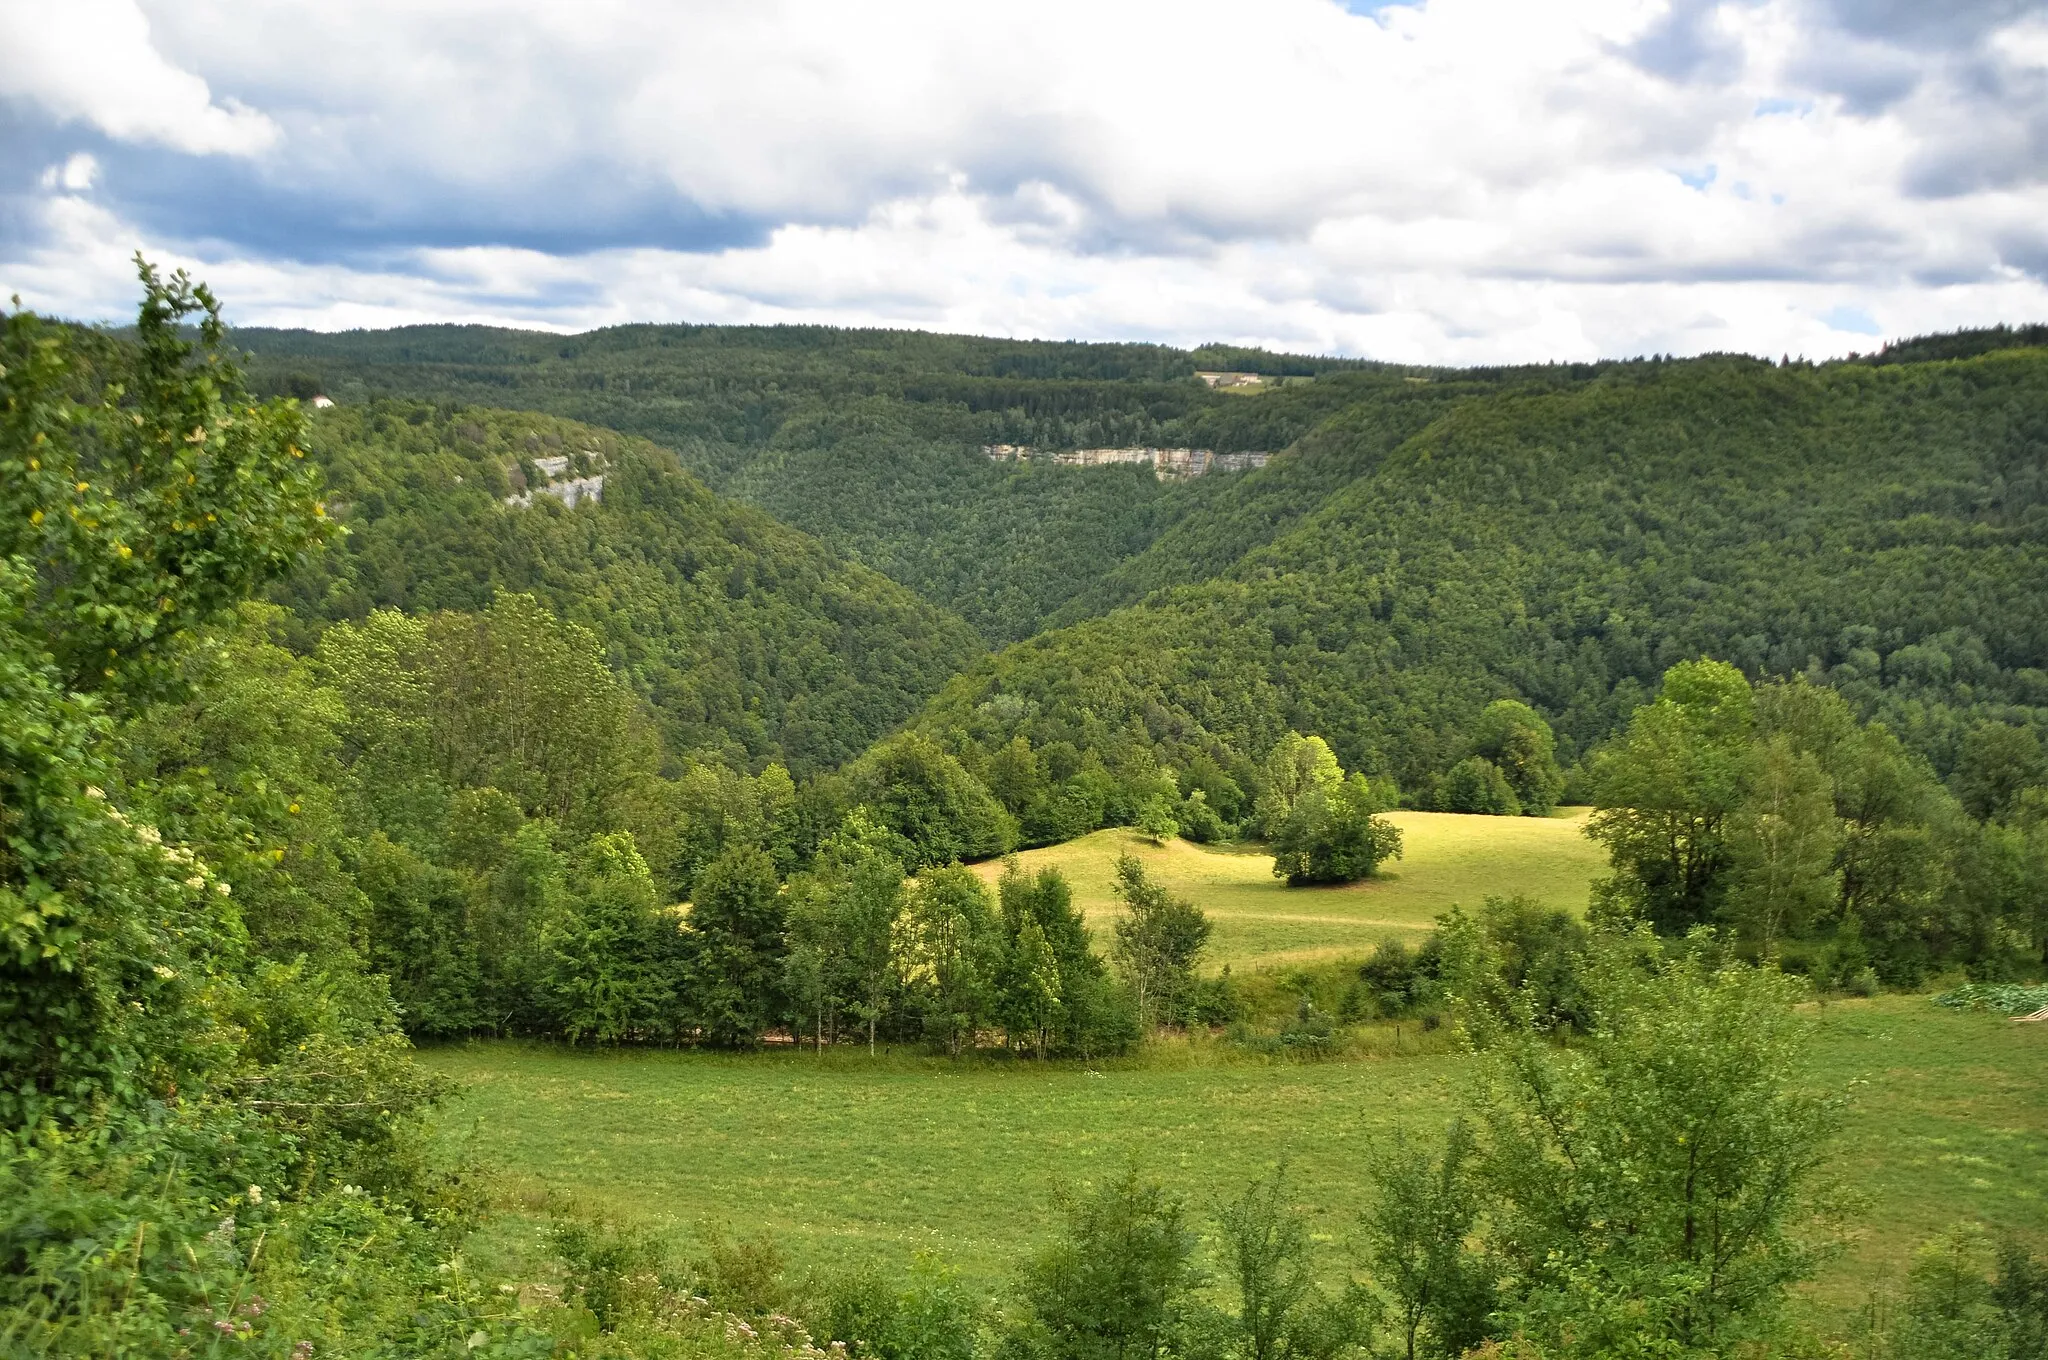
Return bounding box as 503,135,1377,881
5,268,2046,1358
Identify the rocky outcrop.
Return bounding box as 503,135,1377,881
506,452,606,508
981,445,1269,478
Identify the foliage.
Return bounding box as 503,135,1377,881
1932,982,2048,1015
688,846,787,1046
2,266,330,1129
1873,1227,2048,1360
1002,1167,1199,1360
1109,857,1212,1030
276,400,982,774
1271,773,1404,887
1466,933,1840,1357
850,732,1019,869
902,351,2048,855
899,865,1002,1056
1432,757,1519,817
1214,1166,1371,1360
1585,659,1757,931
1469,700,1565,816
812,1253,981,1360
1360,1124,1492,1360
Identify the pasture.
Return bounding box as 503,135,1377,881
969,810,1609,972
427,998,2047,1316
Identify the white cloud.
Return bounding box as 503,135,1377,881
0,0,278,155
40,153,99,193
2,0,2044,361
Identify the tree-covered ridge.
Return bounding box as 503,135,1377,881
912,349,2048,808
275,401,983,773
237,325,1416,639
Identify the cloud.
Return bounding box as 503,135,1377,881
2,0,2045,363
0,0,277,155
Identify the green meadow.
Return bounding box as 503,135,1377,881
968,810,1609,972
424,812,2044,1326
426,998,2047,1318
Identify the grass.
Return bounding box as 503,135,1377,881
425,998,2047,1318
969,810,1608,973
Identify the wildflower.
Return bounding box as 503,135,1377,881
217,881,231,896
244,1295,267,1316
292,1343,315,1360
84,786,104,801
185,876,205,891
136,824,161,845
247,1184,263,1205
152,965,176,980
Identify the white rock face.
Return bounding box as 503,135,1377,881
981,445,1269,478
505,450,607,508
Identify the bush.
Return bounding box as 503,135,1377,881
810,1254,980,1360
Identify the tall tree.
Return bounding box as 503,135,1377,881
1586,659,1757,931
1255,732,1343,839
1272,771,1404,886
1471,699,1566,816
1110,856,1210,1029
900,865,1000,1056
1722,736,1840,956
784,809,909,1052
688,845,785,1045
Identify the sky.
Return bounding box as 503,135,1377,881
2,0,2045,364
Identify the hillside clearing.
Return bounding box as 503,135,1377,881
970,810,1607,972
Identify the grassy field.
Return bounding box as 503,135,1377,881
427,998,2046,1315
968,810,1608,972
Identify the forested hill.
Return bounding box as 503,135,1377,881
281,401,982,772
239,321,2048,805
237,324,1401,640
915,347,2048,801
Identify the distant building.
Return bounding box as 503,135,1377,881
309,394,335,408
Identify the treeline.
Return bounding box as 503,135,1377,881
1587,659,2048,983
140,590,1224,1049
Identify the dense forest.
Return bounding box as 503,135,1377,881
273,401,980,772
238,324,1411,640
914,349,2048,798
